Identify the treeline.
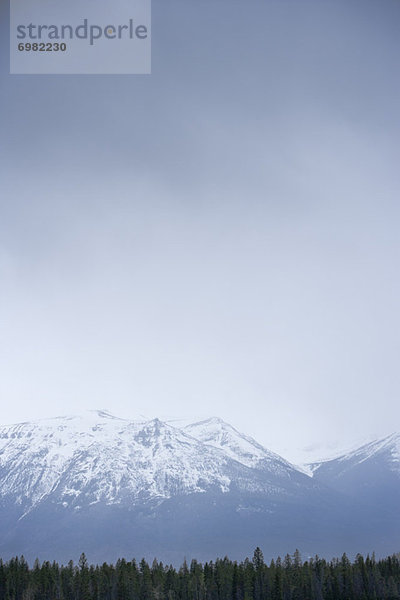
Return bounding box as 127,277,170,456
1,548,400,600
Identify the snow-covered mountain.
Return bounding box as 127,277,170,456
311,432,400,471
0,412,398,564
0,411,313,516
309,432,400,504
0,412,233,512
184,417,297,476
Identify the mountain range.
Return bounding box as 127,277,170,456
0,410,398,564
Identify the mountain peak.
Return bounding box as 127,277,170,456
309,430,400,500
184,417,300,477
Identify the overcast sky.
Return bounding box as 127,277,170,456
0,0,399,463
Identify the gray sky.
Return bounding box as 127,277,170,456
1,0,399,463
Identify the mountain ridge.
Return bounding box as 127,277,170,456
0,411,315,515
0,410,399,563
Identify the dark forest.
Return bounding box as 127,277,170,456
1,548,400,600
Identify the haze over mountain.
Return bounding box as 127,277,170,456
0,411,398,564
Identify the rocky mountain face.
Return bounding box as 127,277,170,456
0,411,398,564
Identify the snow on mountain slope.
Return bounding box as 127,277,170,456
184,417,302,479
0,411,300,515
309,432,400,475
340,432,400,469
0,412,227,510
1,413,398,564
308,432,400,503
